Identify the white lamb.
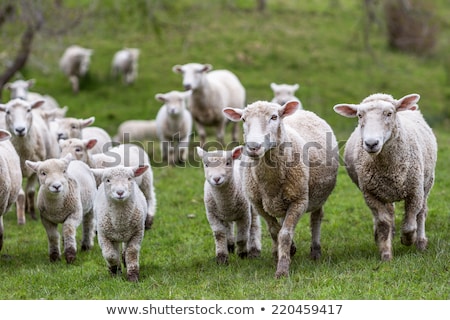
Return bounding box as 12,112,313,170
0,129,25,250
25,154,97,263
223,100,339,278
197,146,261,264
92,165,149,282
59,45,93,93
111,48,140,85
172,63,246,146
155,90,193,164
333,93,437,261
113,119,158,143
270,82,303,108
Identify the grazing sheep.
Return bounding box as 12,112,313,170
0,129,25,249
197,146,261,264
155,90,193,164
113,119,158,144
172,63,246,146
92,165,149,282
270,82,303,108
59,45,93,93
333,93,437,261
111,48,140,85
223,100,339,278
25,154,97,263
0,99,59,220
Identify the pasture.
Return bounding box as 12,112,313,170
0,0,448,299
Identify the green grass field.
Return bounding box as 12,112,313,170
0,0,448,300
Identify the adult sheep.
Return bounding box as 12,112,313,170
113,119,158,144
223,100,339,278
59,45,93,93
172,63,246,146
111,48,140,85
333,93,437,261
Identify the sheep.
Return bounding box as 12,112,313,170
59,45,93,93
172,63,246,146
155,90,193,164
223,100,339,278
25,154,97,263
0,98,59,220
91,165,149,282
333,93,437,261
113,119,158,143
270,82,303,108
111,48,140,85
0,129,25,250
55,116,112,154
196,146,261,264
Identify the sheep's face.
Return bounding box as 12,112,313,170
98,166,148,202
0,99,44,137
271,83,299,106
59,138,96,162
5,79,34,100
155,91,191,116
33,159,70,195
173,63,211,91
56,117,94,140
197,148,241,187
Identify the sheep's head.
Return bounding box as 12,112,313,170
4,79,35,100
155,90,191,116
223,100,299,159
59,138,97,162
0,99,45,137
172,63,212,91
334,93,419,155
270,83,300,106
55,116,94,140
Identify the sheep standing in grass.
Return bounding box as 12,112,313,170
333,93,437,261
111,48,140,85
0,129,25,249
25,154,97,263
113,119,158,144
155,90,193,164
197,146,261,264
224,100,338,278
270,82,303,108
59,45,93,93
172,63,246,146
92,165,149,282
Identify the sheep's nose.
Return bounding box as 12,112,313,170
183,84,192,91
246,142,262,152
51,183,62,192
213,177,221,183
15,127,26,135
116,190,124,197
57,133,65,140
364,138,379,151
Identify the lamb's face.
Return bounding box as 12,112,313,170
56,117,93,140
5,80,34,100
102,167,135,202
271,83,299,106
165,93,186,116
35,159,70,195
59,138,88,162
200,150,234,187
174,63,210,91
1,99,35,137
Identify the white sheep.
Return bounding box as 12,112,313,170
59,45,93,93
25,154,97,263
0,129,25,250
111,48,140,85
270,82,303,108
172,63,246,146
196,146,261,264
155,90,193,164
0,98,59,220
92,165,149,282
333,93,437,261
113,119,158,143
223,100,339,278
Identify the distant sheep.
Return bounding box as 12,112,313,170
155,90,193,164
59,45,93,93
113,119,158,144
172,63,246,146
92,165,149,282
111,48,140,85
26,154,97,263
224,100,339,278
197,146,261,264
270,82,303,108
333,93,437,261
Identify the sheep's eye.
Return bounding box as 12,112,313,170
357,113,363,119
386,112,392,117
241,118,245,123
226,160,232,166
71,125,77,129
75,147,82,152
204,163,209,168
270,115,278,121
106,179,110,183
6,110,10,115
41,171,46,176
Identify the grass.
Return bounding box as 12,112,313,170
0,0,449,300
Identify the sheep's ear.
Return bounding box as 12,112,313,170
280,100,299,118
196,146,205,158
27,79,36,88
91,168,104,179
172,65,183,73
133,165,149,178
270,82,278,90
333,104,358,118
81,116,95,128
396,94,420,112
293,84,300,91
0,129,11,141
202,64,212,72
231,145,243,160
31,100,45,110
155,93,166,102
4,82,11,89
25,160,40,173
62,153,73,164
84,138,97,150
223,108,243,122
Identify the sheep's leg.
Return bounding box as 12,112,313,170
69,76,79,93
254,203,281,262
216,121,226,147
101,239,122,276
16,188,26,225
62,217,80,264
310,207,324,260
41,217,61,262
248,206,262,258
401,192,424,247
81,210,95,251
160,141,168,162
25,175,38,220
0,215,3,251
208,214,231,264
414,201,428,251
235,218,250,259
195,122,207,147
366,198,395,261
123,236,142,282
179,135,190,163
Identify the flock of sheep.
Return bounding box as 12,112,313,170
0,44,437,280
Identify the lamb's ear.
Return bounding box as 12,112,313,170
27,79,36,88
81,116,95,128
91,168,104,179
231,145,243,160
280,100,299,118
223,108,243,122
0,129,11,141
270,82,278,90
292,83,300,91
333,104,358,118
31,100,45,110
396,94,420,112
202,64,212,72
25,160,40,173
62,153,73,164
155,93,166,102
172,65,183,74
196,146,205,158
84,138,97,150
133,165,149,178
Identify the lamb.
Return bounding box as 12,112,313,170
111,48,140,85
0,98,59,220
223,100,339,278
172,63,246,146
0,129,25,250
155,90,193,164
333,93,437,261
196,146,261,264
59,45,93,93
25,154,97,263
91,165,149,282
113,119,158,143
270,82,303,108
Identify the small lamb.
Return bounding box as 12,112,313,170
333,93,437,261
197,146,261,264
25,154,97,263
92,165,149,282
111,48,140,85
59,45,93,93
155,90,193,164
270,82,303,108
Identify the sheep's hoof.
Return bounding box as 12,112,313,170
275,257,290,279
127,270,139,282
401,231,416,246
216,253,229,265
65,248,76,264
81,243,93,251
49,251,61,262
238,251,248,259
416,238,428,251
109,265,121,275
290,242,297,257
227,243,235,254
145,216,153,230
380,252,392,261
310,244,321,260
248,248,261,258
